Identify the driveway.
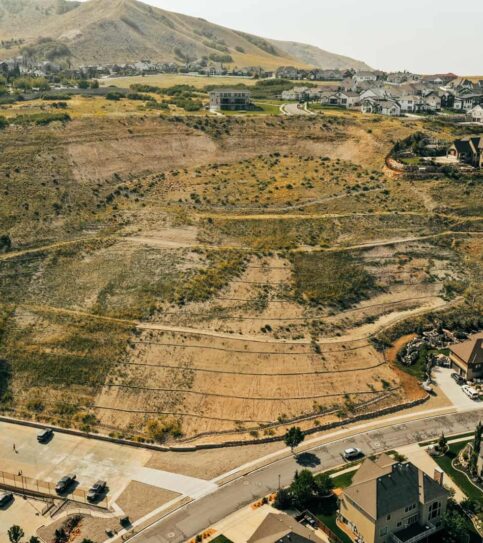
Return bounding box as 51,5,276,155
281,103,314,116
432,367,480,411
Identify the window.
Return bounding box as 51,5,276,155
408,514,419,526
386,514,391,521
404,504,417,513
379,527,388,536
429,501,442,520
397,522,402,528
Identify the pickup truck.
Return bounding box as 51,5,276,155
87,480,107,502
55,474,76,494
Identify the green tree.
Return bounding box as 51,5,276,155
78,80,89,89
29,537,41,543
289,469,316,509
8,526,24,543
438,432,448,453
273,487,292,510
315,472,334,497
442,509,470,542
284,426,304,453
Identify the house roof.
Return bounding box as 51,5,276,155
343,457,448,521
247,512,325,543
209,88,251,94
449,332,483,367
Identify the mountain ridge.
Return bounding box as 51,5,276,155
0,0,371,70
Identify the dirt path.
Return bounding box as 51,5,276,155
20,295,464,346
0,237,102,261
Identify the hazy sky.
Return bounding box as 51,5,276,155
86,0,483,73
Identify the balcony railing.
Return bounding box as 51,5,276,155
391,522,438,543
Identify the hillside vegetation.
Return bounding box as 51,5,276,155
0,0,370,69
0,100,481,443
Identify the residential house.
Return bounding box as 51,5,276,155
247,512,325,543
209,89,252,111
422,92,442,111
361,98,401,116
339,454,449,543
328,90,360,108
469,105,483,123
398,95,422,113
281,86,310,101
454,93,483,111
353,71,378,84
448,332,483,380
360,87,392,101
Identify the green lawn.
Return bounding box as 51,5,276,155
210,536,233,543
433,441,483,503
331,470,357,489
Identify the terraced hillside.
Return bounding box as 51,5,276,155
0,107,481,444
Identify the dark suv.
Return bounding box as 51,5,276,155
37,428,54,443
55,474,76,494
451,373,465,385
87,480,107,502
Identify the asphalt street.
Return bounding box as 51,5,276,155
134,409,483,543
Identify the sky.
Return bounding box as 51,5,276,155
112,0,483,74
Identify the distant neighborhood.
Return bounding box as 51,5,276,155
280,71,483,119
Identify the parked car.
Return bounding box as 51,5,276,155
87,480,107,502
343,447,363,460
451,373,465,385
55,474,76,494
462,385,479,401
0,492,13,507
37,428,54,443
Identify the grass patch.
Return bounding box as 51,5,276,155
175,250,247,304
291,252,376,308
331,470,356,489
210,536,234,543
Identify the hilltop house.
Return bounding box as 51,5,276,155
449,332,483,381
447,137,483,168
209,89,252,111
339,454,449,543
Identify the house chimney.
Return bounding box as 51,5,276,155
434,468,444,486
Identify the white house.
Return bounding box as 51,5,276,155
469,105,483,123
361,98,401,116
353,71,377,84
398,95,422,113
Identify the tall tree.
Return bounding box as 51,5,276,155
289,469,316,510
284,427,305,454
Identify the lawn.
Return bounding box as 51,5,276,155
100,74,260,90
331,469,357,489
210,536,233,543
312,495,353,543
433,441,483,503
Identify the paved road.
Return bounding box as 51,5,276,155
134,409,482,543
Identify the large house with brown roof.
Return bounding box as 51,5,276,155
449,332,483,381
338,454,449,543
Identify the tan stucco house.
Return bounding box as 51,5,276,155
338,454,449,543
449,332,483,381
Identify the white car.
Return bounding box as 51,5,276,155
343,447,363,460
462,385,479,401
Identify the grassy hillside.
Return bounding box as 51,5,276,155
0,0,370,70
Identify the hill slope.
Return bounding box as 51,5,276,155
270,39,371,71
0,0,370,70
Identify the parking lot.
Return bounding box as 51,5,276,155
432,367,480,411
0,421,217,543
